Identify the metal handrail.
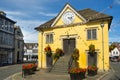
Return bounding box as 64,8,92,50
48,59,58,72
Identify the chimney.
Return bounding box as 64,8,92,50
0,11,6,16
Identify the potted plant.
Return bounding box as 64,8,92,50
87,65,98,76
68,48,85,80
44,45,52,57
71,48,79,61
88,44,95,56
68,68,86,80
22,64,34,76
68,48,79,70
32,63,38,71
22,63,38,77
54,48,64,60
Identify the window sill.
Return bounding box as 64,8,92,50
87,39,97,41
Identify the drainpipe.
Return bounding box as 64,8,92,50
40,29,43,68
100,22,105,71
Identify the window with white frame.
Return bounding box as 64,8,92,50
46,33,53,44
87,29,97,40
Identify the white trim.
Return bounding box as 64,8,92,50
60,34,78,50
59,34,78,40
51,4,86,27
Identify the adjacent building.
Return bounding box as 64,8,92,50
0,11,16,65
110,42,120,58
35,4,113,71
24,43,38,61
14,26,24,63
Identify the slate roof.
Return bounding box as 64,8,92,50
14,26,24,37
35,8,113,30
0,11,16,23
112,42,120,52
24,43,38,49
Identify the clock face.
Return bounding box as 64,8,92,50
62,11,75,25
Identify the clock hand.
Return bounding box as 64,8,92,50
68,17,73,20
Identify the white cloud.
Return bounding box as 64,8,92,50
16,19,45,28
115,0,120,4
5,11,26,16
5,10,46,43
38,12,57,17
16,19,45,43
7,17,45,43
109,37,120,42
22,29,38,43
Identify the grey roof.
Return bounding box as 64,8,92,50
0,11,16,23
112,42,120,52
24,43,38,49
35,8,113,30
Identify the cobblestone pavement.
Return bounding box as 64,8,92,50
13,70,70,80
11,69,109,80
107,62,120,80
5,62,120,80
0,64,22,80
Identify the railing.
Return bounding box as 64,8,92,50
48,59,58,72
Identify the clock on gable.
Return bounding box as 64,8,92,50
62,11,75,25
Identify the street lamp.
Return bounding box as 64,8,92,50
100,22,105,71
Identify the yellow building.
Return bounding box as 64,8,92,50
35,4,113,72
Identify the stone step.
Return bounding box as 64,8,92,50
51,69,68,73
50,55,71,74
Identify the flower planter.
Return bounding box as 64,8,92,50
32,66,37,71
70,73,80,80
46,53,52,57
44,45,52,57
70,72,85,80
22,63,38,77
79,72,86,79
22,69,33,75
87,70,97,76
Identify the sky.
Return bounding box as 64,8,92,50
0,0,120,43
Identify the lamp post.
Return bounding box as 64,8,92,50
100,22,105,71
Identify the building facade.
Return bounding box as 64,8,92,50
14,26,24,63
35,4,113,71
110,48,120,57
0,11,16,65
24,43,38,61
110,42,120,58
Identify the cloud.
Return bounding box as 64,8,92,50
109,37,120,42
6,14,45,28
22,29,38,43
16,19,45,28
4,10,47,43
5,11,26,16
17,19,46,43
38,12,57,17
114,0,120,4
6,16,45,43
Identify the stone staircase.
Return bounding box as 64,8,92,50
50,55,71,75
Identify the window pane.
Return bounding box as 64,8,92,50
87,30,91,40
50,34,53,43
46,35,49,43
92,29,96,39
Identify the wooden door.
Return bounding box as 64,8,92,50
63,38,76,55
